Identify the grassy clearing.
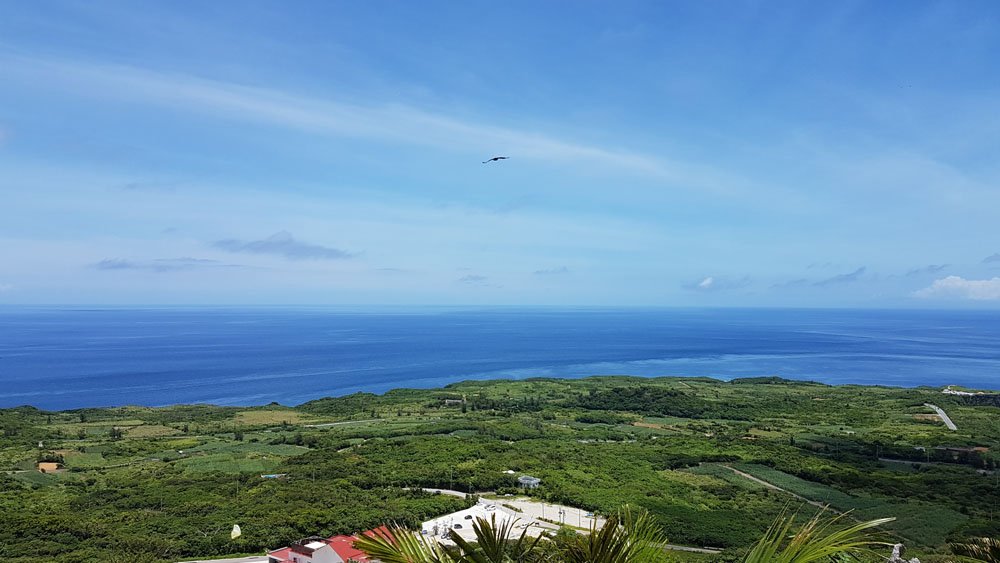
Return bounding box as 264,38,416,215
168,441,310,474
659,468,727,489
731,463,870,509
855,500,967,546
234,409,313,426
63,451,105,468
173,453,283,474
125,424,177,438
0,446,35,470
52,419,147,428
684,464,767,490
12,470,63,487
641,416,696,426
729,463,967,547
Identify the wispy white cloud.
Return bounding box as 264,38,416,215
0,54,726,186
684,275,751,292
914,276,1000,300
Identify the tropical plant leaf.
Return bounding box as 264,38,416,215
952,537,1000,562
743,507,893,563
448,513,545,563
353,523,454,563
562,505,667,563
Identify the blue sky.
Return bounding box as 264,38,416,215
1,1,999,306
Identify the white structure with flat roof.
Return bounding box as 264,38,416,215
518,475,541,488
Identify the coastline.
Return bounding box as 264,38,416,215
3,307,1000,410
3,374,999,412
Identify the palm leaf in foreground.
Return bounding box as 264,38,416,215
561,505,667,563
352,524,453,563
743,508,894,563
953,537,1000,562
449,513,544,563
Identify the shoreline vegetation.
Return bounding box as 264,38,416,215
2,375,998,562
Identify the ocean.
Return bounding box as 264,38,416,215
1,307,998,410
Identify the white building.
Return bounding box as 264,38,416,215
269,539,340,563
518,475,541,489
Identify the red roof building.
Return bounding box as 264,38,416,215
267,527,390,563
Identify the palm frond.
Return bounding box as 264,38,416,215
953,537,1000,562
353,523,454,563
743,507,894,563
448,513,545,563
562,505,667,563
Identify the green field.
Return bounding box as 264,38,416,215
727,463,968,545
1,376,998,562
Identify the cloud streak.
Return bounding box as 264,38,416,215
905,264,948,277
770,278,810,290
119,180,180,192
914,276,1000,301
533,266,569,275
93,257,247,272
458,274,489,285
0,54,741,187
983,253,1000,264
813,267,866,287
456,274,502,288
212,231,355,260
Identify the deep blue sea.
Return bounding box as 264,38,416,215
1,307,998,410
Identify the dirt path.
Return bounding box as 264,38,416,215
722,465,839,513
304,418,383,428
721,464,918,546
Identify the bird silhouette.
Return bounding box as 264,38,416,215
482,156,509,164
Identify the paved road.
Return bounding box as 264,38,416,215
419,487,472,498
924,403,957,431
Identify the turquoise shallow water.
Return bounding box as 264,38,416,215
1,307,998,409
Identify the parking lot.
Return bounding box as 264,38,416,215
421,496,605,544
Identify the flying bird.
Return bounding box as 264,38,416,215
482,156,509,164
